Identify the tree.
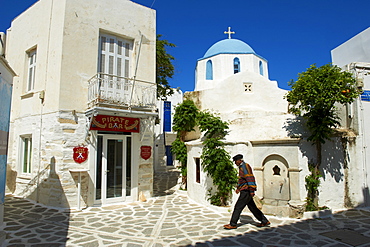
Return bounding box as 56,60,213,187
285,63,360,210
156,34,175,100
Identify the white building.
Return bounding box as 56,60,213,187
154,90,183,172
331,27,370,207
185,29,368,217
5,0,157,209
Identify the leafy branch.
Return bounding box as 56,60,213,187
171,100,237,205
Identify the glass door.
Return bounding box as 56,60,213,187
95,134,132,204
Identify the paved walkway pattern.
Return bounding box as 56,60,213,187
3,169,370,246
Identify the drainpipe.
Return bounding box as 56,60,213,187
36,0,54,202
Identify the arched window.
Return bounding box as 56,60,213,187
206,60,213,80
234,57,240,74
259,61,264,76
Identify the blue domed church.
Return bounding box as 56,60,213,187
196,36,268,91
185,28,317,217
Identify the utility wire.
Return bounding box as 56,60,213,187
150,0,156,8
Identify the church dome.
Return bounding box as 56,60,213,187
202,39,256,59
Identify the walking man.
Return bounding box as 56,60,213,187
224,154,270,229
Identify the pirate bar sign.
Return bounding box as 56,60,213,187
90,115,140,133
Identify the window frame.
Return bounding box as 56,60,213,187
233,57,240,74
27,49,37,92
98,33,132,78
259,61,264,76
195,157,201,183
20,135,32,175
206,60,213,80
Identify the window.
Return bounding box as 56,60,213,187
20,136,32,174
195,158,201,183
244,82,253,93
234,57,240,74
259,61,264,76
27,49,37,92
206,60,213,80
98,34,131,78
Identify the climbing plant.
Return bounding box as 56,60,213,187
171,138,187,185
305,162,322,211
171,100,199,188
172,100,238,205
199,111,238,206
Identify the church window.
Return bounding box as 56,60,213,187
234,57,240,74
206,60,213,80
259,61,264,76
244,82,253,93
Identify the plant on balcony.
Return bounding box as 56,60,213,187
156,34,176,100
285,63,360,211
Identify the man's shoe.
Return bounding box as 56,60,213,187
223,224,237,229
256,221,270,227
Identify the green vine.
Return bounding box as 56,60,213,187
171,100,199,189
305,162,321,211
199,111,238,206
172,101,238,205
171,138,187,185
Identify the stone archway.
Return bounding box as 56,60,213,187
262,154,290,206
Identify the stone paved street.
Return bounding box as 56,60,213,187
2,169,370,246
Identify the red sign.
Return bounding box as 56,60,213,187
90,115,140,133
140,146,152,160
73,146,88,164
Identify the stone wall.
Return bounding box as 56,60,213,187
7,111,88,208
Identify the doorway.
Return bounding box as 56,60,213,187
95,134,132,204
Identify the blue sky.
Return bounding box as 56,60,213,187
2,0,370,92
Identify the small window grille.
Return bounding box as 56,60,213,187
244,82,253,93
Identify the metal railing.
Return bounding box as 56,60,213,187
88,73,156,109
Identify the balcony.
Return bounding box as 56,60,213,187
88,73,156,110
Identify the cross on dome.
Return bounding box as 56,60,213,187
224,27,235,39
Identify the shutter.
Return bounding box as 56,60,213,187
163,101,172,132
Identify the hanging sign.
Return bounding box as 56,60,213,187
140,146,152,160
73,146,89,164
90,115,140,133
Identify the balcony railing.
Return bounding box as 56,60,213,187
88,73,157,109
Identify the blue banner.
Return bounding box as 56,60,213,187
163,101,172,132
0,74,13,204
361,90,370,102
